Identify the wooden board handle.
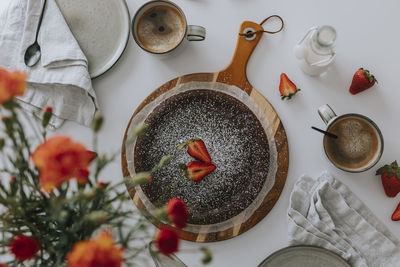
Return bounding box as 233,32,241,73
217,21,265,93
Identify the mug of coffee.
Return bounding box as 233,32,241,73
318,104,384,173
132,0,206,54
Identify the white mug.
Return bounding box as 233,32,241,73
318,104,384,173
132,0,206,55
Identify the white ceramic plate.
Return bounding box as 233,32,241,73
258,246,351,267
56,0,130,78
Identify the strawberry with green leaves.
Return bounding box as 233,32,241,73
376,161,400,197
279,73,300,100
349,68,377,95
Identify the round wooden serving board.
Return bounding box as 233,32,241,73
121,20,289,242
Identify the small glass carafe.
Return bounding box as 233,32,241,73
294,25,337,76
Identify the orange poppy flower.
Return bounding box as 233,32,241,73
67,231,123,267
0,68,26,104
32,136,95,192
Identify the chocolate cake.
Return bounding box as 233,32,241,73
134,89,270,225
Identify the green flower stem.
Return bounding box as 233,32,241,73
17,108,43,143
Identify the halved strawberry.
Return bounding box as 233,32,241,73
181,161,216,182
392,202,400,221
279,73,300,100
178,139,212,163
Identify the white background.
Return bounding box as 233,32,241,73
58,0,400,266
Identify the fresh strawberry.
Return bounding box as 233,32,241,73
349,68,377,95
181,161,216,182
178,139,212,163
392,202,400,221
279,73,300,100
376,161,400,197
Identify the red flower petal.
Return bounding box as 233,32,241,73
155,228,179,255
9,235,40,261
166,198,189,229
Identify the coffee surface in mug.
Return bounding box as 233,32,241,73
324,117,379,170
137,5,185,53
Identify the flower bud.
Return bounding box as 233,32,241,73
59,210,69,223
2,116,13,133
152,155,172,172
124,172,152,189
85,189,96,199
60,210,69,219
96,181,109,189
159,155,171,167
87,211,107,224
42,106,53,127
91,113,104,133
153,206,168,222
133,123,148,137
0,138,4,151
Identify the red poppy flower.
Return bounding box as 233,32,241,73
9,234,40,261
154,228,179,255
166,198,189,229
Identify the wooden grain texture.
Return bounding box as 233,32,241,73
121,21,289,242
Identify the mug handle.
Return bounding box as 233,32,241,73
187,25,206,41
318,104,337,125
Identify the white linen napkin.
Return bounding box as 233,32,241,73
0,0,98,128
287,172,400,267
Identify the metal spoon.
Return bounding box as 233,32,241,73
24,0,47,67
311,126,338,139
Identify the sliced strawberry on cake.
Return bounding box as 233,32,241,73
180,161,216,182
178,138,212,163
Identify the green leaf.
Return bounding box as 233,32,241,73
200,247,213,264
177,142,187,150
376,165,389,175
178,163,187,170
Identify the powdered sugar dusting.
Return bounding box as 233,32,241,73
125,81,278,232
134,90,270,225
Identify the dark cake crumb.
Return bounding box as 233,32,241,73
134,89,270,225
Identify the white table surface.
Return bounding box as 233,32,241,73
57,0,400,266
